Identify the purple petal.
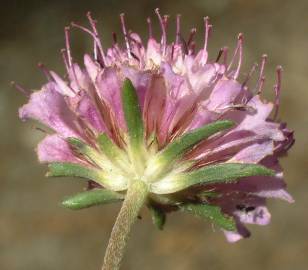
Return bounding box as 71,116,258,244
236,206,271,225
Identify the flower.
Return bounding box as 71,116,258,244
19,10,294,242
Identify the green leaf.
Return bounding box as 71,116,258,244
47,162,101,181
62,189,124,210
148,205,166,230
151,163,275,194
121,78,144,148
161,120,234,162
180,203,236,231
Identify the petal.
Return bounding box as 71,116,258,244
70,90,107,133
37,134,82,164
19,82,81,138
146,38,162,66
50,71,76,97
228,140,274,163
84,54,100,83
232,96,285,141
121,66,152,111
96,67,126,129
143,75,167,136
206,78,242,111
188,77,241,130
236,206,271,225
68,63,91,92
253,189,294,203
223,223,251,243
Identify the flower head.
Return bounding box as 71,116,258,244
19,10,294,242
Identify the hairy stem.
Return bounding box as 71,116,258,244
102,180,148,270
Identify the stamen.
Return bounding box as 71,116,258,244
222,46,228,66
71,22,105,66
34,126,48,134
176,14,181,45
60,50,69,74
155,8,167,56
171,42,175,60
273,66,282,120
227,33,243,79
242,62,258,87
215,48,224,63
187,28,197,48
60,48,79,89
202,16,212,64
146,17,153,39
188,42,196,55
233,33,243,80
259,54,267,80
120,13,132,59
255,54,267,93
11,81,30,97
86,11,106,64
64,26,73,67
63,28,80,88
112,32,118,45
37,62,53,81
257,76,265,95
179,37,188,56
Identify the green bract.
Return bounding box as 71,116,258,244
62,189,124,210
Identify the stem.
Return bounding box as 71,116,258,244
102,180,148,270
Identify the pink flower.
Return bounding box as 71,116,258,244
19,10,294,242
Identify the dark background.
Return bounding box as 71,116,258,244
1,0,307,269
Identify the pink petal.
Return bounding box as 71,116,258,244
228,140,274,163
19,82,81,138
96,67,126,129
231,96,285,141
121,66,152,111
37,134,81,164
50,71,76,97
206,78,242,111
71,90,107,133
146,38,161,65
